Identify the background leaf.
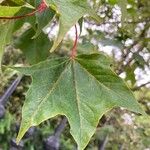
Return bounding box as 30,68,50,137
0,21,14,71
46,0,100,52
14,28,52,64
34,1,55,37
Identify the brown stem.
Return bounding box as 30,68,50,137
70,25,78,59
0,0,47,20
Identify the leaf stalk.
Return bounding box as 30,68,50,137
71,25,78,59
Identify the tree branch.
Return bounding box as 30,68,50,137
0,75,22,106
44,117,67,150
54,117,68,138
132,81,150,91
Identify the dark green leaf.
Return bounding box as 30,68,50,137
125,64,136,85
12,7,36,32
0,21,14,71
14,53,144,150
14,28,52,64
78,17,83,35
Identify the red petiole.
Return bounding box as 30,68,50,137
0,0,47,20
71,25,78,59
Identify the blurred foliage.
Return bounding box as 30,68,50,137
0,0,150,149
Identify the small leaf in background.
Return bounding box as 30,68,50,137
78,17,83,35
34,7,55,38
12,7,36,32
14,28,52,65
10,0,26,5
0,21,14,72
77,42,98,55
99,38,124,49
46,0,100,52
14,53,144,150
96,125,114,140
108,0,118,5
125,63,136,86
118,0,128,26
133,53,146,69
3,0,32,7
0,0,34,8
0,112,12,134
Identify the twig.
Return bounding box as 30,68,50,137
0,75,22,106
54,117,68,138
44,117,68,150
117,44,144,75
98,135,109,150
132,81,150,91
117,23,150,74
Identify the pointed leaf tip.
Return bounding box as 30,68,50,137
15,53,144,149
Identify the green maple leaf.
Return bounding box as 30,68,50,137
14,53,144,150
45,0,100,52
34,0,55,37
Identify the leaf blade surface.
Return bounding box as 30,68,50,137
46,0,100,52
15,53,144,150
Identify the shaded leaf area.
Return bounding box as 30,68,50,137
125,64,136,86
14,53,144,150
0,2,54,37
0,7,35,70
14,28,52,65
12,7,36,32
7,0,25,5
0,0,32,7
0,21,14,71
34,0,55,37
46,0,100,52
